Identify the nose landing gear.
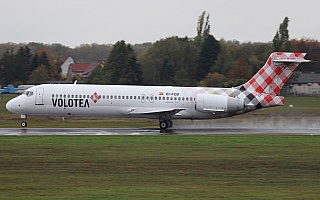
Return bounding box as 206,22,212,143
20,114,27,128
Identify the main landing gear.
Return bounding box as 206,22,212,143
159,118,173,130
20,114,27,128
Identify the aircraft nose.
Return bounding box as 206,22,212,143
6,99,13,112
6,97,24,114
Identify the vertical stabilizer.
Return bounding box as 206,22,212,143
237,52,310,95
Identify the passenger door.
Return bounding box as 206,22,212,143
35,88,44,106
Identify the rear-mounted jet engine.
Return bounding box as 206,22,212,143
195,94,244,113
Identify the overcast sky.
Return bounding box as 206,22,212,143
1,0,319,47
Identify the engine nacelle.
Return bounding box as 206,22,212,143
195,94,244,113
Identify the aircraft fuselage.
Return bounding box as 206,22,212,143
7,84,244,120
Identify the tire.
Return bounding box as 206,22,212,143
21,121,27,127
159,121,168,130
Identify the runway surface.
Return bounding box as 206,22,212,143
0,128,319,135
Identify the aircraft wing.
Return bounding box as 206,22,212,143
127,107,186,116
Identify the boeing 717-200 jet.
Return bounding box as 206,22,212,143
6,52,310,130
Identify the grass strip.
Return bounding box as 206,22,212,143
0,135,319,199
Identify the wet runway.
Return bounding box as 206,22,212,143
0,128,319,135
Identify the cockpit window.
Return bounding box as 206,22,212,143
23,91,34,97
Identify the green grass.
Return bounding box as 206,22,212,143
0,135,320,199
1,95,320,199
1,94,320,128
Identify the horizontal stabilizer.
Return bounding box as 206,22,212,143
273,58,311,63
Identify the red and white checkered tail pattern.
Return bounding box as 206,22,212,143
238,52,310,96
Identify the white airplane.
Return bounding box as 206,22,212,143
6,52,310,130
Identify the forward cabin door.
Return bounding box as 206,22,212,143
35,87,44,107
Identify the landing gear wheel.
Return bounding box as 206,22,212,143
21,121,27,128
159,121,168,130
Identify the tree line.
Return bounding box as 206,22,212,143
0,46,61,86
1,14,319,88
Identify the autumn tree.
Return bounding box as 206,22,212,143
273,17,291,52
69,43,112,63
28,65,51,84
16,46,32,82
196,11,211,44
228,58,251,82
211,39,232,76
195,34,220,81
139,37,199,86
0,50,16,85
88,40,142,85
0,46,33,86
194,11,221,82
291,38,320,73
139,37,180,85
35,48,60,80
118,44,143,85
202,72,226,87
86,65,106,84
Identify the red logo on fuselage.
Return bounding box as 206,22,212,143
90,92,100,103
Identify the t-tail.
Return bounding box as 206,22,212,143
235,52,311,109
